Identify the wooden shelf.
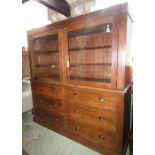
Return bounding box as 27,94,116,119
70,76,111,83
36,72,60,77
68,28,112,37
68,45,112,51
70,63,112,67
35,64,59,67
34,50,58,54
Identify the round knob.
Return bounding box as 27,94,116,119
45,115,49,120
40,112,44,116
75,126,80,131
99,97,105,103
54,104,58,107
52,89,56,94
74,109,79,113
39,99,43,103
73,92,79,97
51,65,55,69
55,118,59,122
98,135,104,139
38,87,43,91
98,116,105,121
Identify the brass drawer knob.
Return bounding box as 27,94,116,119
73,92,79,97
39,99,43,103
98,135,104,139
54,104,58,107
55,118,59,122
51,65,55,69
40,112,44,116
38,87,43,91
52,89,56,94
45,115,49,120
98,116,105,121
74,109,79,113
75,126,80,131
99,97,105,103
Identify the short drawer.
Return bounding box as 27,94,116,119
68,116,116,150
33,109,65,129
31,82,62,99
33,93,64,112
67,102,115,131
66,87,116,112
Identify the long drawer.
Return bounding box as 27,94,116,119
67,102,115,132
66,87,116,112
33,109,65,130
31,81,62,99
33,93,64,112
68,116,116,150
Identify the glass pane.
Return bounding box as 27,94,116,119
32,34,60,81
67,23,112,83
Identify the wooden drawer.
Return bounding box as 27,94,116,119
34,109,65,129
33,93,64,112
68,116,116,150
31,82,62,99
66,87,116,112
67,102,115,132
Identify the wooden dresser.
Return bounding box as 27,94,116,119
28,3,132,155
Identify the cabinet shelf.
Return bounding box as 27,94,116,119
34,50,58,54
36,72,60,77
68,45,112,51
70,63,112,67
68,28,112,37
70,76,111,83
35,64,59,67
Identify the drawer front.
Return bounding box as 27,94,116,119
33,93,64,112
68,116,116,150
34,109,65,129
67,102,115,132
66,87,116,112
31,82,62,99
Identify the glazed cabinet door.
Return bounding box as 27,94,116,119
64,17,118,89
29,30,62,82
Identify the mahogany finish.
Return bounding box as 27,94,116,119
28,3,132,155
66,87,116,112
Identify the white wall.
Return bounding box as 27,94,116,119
91,0,128,11
22,1,51,47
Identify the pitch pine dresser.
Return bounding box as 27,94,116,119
28,3,133,155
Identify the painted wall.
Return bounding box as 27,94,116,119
22,1,50,47
48,0,129,22
91,0,128,11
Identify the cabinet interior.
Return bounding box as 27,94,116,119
67,23,112,83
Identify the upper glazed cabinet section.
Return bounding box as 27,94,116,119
30,31,61,82
28,3,132,90
65,17,118,89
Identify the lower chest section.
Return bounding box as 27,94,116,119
31,82,125,155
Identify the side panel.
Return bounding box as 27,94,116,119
117,14,133,90
117,15,127,90
115,92,125,152
125,15,133,87
115,86,132,152
123,86,132,145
